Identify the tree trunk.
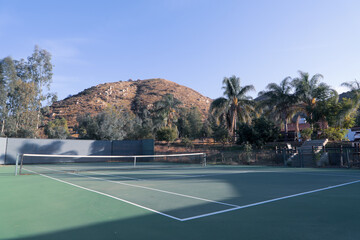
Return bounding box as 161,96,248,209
283,118,288,142
295,115,300,141
0,119,4,136
231,108,238,142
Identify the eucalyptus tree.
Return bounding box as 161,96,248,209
210,75,255,141
0,56,39,137
7,78,38,137
17,45,54,131
258,77,297,138
0,58,10,136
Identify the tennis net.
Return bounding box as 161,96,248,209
15,152,206,175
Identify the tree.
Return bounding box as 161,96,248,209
211,122,231,145
76,107,134,140
152,94,182,129
0,57,15,136
24,45,54,131
45,118,70,139
7,78,38,137
156,127,178,143
340,79,360,127
210,75,255,141
258,77,297,139
126,115,154,140
200,119,213,139
177,107,203,139
315,95,355,129
292,71,332,128
0,46,55,138
320,127,348,141
341,79,360,104
237,117,280,146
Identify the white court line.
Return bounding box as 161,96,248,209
95,169,283,181
93,170,208,180
180,179,360,221
287,171,360,178
23,167,360,222
37,166,239,208
59,168,145,181
23,168,182,221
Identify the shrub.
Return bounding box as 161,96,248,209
181,137,194,149
300,128,312,141
45,118,70,139
156,127,178,142
320,127,348,141
237,117,280,146
212,124,231,144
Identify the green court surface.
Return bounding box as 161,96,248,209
1,165,360,240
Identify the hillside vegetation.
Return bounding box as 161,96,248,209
47,78,212,132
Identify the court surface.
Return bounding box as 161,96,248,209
1,165,360,239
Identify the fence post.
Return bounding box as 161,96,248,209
340,145,343,167
283,148,286,166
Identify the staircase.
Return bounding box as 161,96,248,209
288,139,328,167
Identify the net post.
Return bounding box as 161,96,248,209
15,154,19,176
134,156,137,167
203,153,207,167
19,154,24,175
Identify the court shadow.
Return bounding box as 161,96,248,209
11,204,246,240
5,141,68,164
4,167,360,240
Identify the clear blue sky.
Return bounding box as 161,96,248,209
1,0,360,100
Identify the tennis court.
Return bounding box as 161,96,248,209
1,162,360,239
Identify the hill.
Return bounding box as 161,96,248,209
47,78,212,132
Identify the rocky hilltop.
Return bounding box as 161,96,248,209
48,78,212,132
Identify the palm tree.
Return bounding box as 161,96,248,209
292,71,332,128
258,77,297,140
340,79,360,126
341,79,360,107
152,93,182,128
210,75,255,141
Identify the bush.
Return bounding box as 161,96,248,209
156,127,178,142
320,127,348,141
181,137,194,148
300,128,312,141
76,107,134,140
237,117,280,147
45,118,69,139
212,124,231,144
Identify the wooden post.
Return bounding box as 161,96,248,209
340,145,343,167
